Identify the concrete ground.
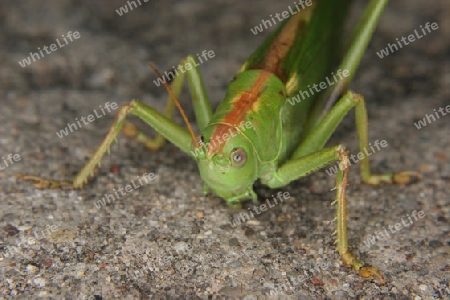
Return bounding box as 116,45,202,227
0,0,449,299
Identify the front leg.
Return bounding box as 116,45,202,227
18,100,193,189
17,56,213,189
264,145,385,283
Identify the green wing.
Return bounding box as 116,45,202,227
240,0,353,120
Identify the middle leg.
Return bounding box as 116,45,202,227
291,91,421,184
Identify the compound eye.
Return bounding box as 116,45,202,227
230,147,247,168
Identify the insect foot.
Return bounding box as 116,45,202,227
358,266,386,285
391,171,423,184
341,252,386,284
363,170,422,186
16,175,74,190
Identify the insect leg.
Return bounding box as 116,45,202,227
18,99,192,189
264,145,385,283
123,55,212,149
303,0,390,134
291,91,421,184
17,56,213,189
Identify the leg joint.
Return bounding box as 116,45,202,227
114,100,139,121
336,144,351,171
346,90,363,104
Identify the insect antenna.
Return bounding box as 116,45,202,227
149,62,200,148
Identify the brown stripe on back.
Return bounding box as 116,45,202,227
207,71,272,155
253,7,314,82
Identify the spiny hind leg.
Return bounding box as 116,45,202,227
19,97,179,189
17,55,212,190
18,102,143,189
17,98,193,189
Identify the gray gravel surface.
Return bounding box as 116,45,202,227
0,0,449,299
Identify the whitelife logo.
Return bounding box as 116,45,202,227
1,224,59,259
115,0,149,16
153,50,215,87
18,31,81,68
376,22,439,58
94,172,158,209
363,210,425,248
413,104,450,129
190,121,254,158
325,140,388,176
287,69,350,106
55,102,118,139
0,153,21,170
229,192,291,228
250,0,313,35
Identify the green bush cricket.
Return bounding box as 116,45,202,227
18,0,422,283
